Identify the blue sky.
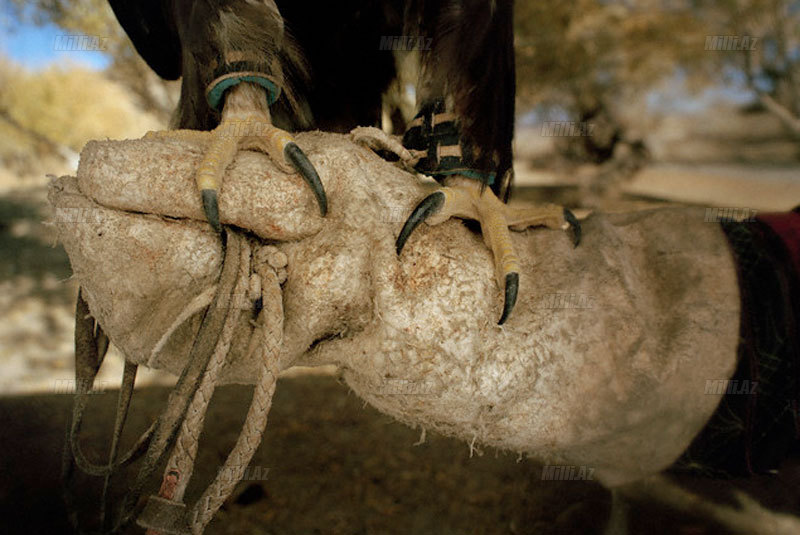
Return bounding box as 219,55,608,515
1,9,111,70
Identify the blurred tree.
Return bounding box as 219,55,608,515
1,61,160,152
0,56,160,176
695,0,800,137
514,0,714,167
8,0,177,123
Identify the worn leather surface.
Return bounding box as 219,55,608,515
49,132,740,486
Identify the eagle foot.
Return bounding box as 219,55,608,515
350,126,419,170
144,87,326,233
396,176,580,325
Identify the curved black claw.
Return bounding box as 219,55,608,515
563,208,581,247
396,191,445,256
284,142,328,216
499,272,519,325
202,189,221,233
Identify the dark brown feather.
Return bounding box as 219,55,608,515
109,0,516,200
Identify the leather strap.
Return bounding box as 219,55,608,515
402,98,496,185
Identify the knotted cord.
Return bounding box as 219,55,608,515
63,229,286,535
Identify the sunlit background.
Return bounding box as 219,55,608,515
0,0,798,395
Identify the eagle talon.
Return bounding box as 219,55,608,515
499,272,519,325
563,208,581,247
395,178,582,326
284,142,327,216
142,83,329,233
396,191,445,255
202,189,221,233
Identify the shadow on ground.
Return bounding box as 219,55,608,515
2,376,799,535
0,187,74,303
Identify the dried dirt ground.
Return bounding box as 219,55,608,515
1,170,800,534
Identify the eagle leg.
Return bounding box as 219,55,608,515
144,82,327,232
396,176,580,325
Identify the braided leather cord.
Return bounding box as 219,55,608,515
151,239,251,512
188,250,284,533
120,231,244,533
